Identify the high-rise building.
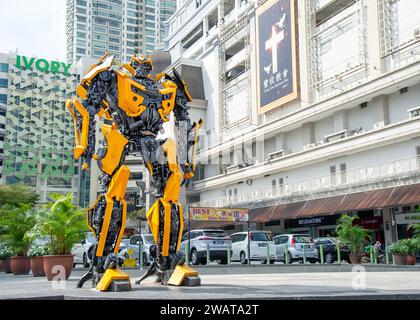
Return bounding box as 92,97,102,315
0,51,79,203
66,0,177,64
0,54,8,181
167,0,420,245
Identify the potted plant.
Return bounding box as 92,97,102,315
388,239,411,265
0,243,13,273
32,193,87,281
0,204,37,275
27,245,49,277
336,214,371,264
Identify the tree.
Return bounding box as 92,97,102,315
127,207,146,231
0,185,39,207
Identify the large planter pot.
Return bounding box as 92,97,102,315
10,256,31,275
406,255,416,266
0,260,4,272
4,258,12,273
349,253,362,264
30,256,46,277
393,254,407,265
43,255,74,281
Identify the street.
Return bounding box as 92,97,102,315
0,264,419,300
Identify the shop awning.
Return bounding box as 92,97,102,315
185,183,420,227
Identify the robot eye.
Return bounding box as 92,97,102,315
131,61,138,68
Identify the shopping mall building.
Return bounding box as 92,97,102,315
164,0,420,245
0,51,79,202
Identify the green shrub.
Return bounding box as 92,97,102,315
388,239,417,255
0,204,37,256
31,193,88,255
336,214,371,256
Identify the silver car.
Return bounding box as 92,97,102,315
127,234,155,266
179,229,232,265
274,234,318,263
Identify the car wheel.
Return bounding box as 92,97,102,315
218,258,228,265
240,251,248,265
73,263,76,269
199,259,207,265
287,252,292,264
142,253,148,266
325,253,335,264
191,249,199,265
260,258,267,264
270,259,275,264
83,253,89,268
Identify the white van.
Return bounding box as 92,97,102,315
230,231,276,264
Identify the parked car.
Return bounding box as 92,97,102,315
72,232,96,267
179,229,232,265
274,234,318,263
230,231,276,264
314,237,351,263
72,232,127,268
127,234,156,266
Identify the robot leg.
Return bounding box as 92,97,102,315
77,166,131,291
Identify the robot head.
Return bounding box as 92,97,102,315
130,54,153,79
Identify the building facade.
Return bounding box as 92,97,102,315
66,0,177,64
0,51,79,203
0,54,8,181
166,0,420,246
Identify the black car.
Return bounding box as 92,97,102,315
314,237,351,263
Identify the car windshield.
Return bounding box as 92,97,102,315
251,233,272,241
293,236,311,243
144,235,155,244
203,231,227,238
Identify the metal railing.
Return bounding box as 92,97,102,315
190,156,420,208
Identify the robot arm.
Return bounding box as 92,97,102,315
170,69,204,182
67,56,115,170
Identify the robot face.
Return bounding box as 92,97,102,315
130,54,153,78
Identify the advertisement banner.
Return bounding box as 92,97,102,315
395,212,420,225
256,0,298,114
189,207,249,222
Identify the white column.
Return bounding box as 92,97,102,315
366,0,383,77
372,95,389,129
302,122,315,146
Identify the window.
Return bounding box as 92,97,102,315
0,79,8,88
330,165,336,185
0,63,8,73
0,94,7,103
76,47,86,54
340,163,346,184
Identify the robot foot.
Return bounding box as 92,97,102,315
135,262,157,285
135,263,201,286
76,268,94,288
96,269,132,292
167,265,201,286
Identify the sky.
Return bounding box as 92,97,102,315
0,0,67,61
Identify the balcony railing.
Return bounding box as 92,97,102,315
189,156,420,208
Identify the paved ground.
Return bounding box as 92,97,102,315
1,264,420,300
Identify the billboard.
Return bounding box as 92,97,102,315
189,207,249,222
256,0,298,114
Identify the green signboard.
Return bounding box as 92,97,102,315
15,54,72,76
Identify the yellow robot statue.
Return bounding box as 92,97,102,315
66,53,203,291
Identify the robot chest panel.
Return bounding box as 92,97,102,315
116,71,176,121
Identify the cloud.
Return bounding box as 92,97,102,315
0,0,67,61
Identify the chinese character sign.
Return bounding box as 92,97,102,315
256,0,298,114
189,207,249,222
